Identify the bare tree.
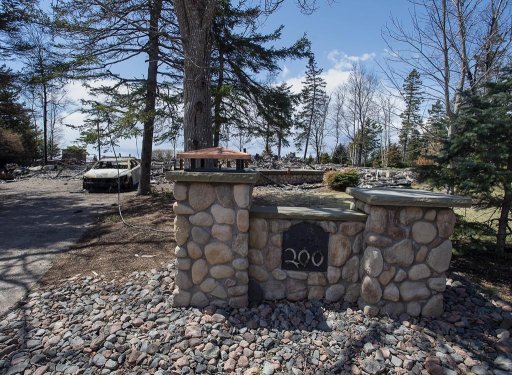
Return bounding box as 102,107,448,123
382,0,512,135
336,64,380,166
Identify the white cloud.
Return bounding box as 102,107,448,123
281,65,290,79
327,50,376,70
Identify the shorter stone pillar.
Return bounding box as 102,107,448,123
166,171,259,309
347,188,472,317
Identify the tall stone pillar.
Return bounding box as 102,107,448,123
166,171,259,309
347,188,472,317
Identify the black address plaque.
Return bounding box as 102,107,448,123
281,222,328,272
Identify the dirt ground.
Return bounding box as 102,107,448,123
40,192,176,285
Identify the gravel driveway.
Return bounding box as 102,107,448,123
0,177,133,316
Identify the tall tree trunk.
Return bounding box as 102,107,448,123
42,83,48,165
496,155,512,253
138,0,162,195
213,47,224,147
174,0,216,151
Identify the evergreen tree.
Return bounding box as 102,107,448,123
439,64,512,253
349,119,382,167
296,55,327,160
211,1,309,147
0,65,38,164
331,143,349,165
257,83,297,158
399,69,423,165
423,100,448,156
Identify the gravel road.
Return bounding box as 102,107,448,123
0,176,133,316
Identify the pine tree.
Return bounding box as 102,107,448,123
257,83,297,158
444,64,512,253
0,65,38,164
296,55,327,160
399,69,423,165
211,1,309,147
423,100,448,156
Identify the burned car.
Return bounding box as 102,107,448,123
83,157,141,192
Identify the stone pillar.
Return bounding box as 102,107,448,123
347,188,472,318
166,171,259,309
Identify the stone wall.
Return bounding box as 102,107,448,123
247,218,366,303
170,172,258,309
355,200,457,317
256,170,324,186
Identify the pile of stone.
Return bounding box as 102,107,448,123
0,263,510,375
358,168,416,188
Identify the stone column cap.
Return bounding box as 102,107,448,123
166,170,259,184
346,187,472,208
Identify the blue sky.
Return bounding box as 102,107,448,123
58,0,414,158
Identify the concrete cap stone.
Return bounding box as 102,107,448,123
166,171,259,184
346,187,472,208
250,205,367,222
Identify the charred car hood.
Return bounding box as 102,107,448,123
84,168,129,179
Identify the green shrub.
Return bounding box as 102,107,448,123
323,168,360,191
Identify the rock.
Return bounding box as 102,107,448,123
212,224,232,242
264,246,281,271
327,266,341,284
173,183,187,201
174,216,190,246
329,234,352,267
308,286,324,300
176,258,191,270
428,276,447,292
249,219,268,249
233,258,249,270
191,291,209,307
362,358,385,374
191,226,210,245
191,259,208,284
378,266,396,285
344,283,361,302
437,209,456,238
340,222,365,236
325,285,345,302
416,246,428,262
234,184,251,208
394,269,407,282
199,278,217,293
264,280,286,300
383,283,399,301
427,240,452,273
367,206,387,233
494,355,512,371
361,276,382,304
411,221,437,244
189,212,214,226
92,353,106,367
424,209,436,221
399,281,430,301
237,209,250,232
210,265,235,279
406,301,421,316
399,207,423,225
248,265,269,282
271,268,287,281
408,264,431,280
248,249,264,265
342,256,360,283
362,247,383,277
205,242,233,265
211,204,235,224
189,183,216,211
383,240,414,267
365,233,393,248
215,185,234,208
286,278,307,301
173,290,191,306
187,241,203,259
175,270,193,289
233,233,249,257
173,201,194,215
